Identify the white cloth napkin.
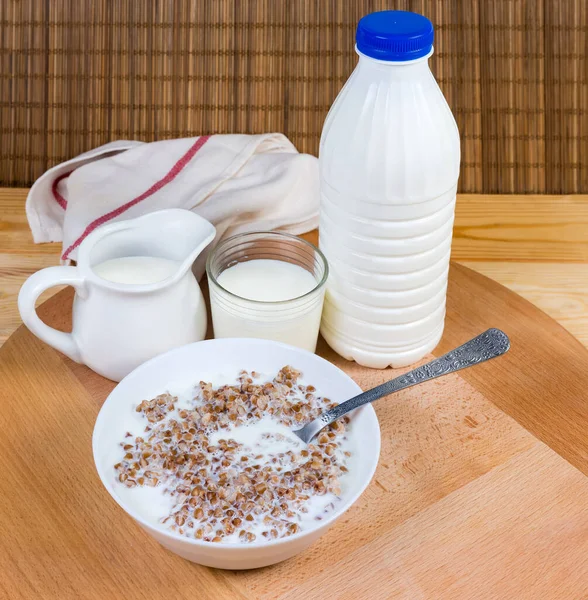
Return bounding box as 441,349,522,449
26,134,319,265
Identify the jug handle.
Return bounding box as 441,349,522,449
18,266,86,363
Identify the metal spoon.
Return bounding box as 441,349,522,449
293,328,510,444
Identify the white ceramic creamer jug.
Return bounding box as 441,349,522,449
319,10,460,369
18,209,216,381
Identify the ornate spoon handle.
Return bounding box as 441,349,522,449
295,328,510,444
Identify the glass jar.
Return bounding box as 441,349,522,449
206,232,328,352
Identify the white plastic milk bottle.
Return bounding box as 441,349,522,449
319,10,460,369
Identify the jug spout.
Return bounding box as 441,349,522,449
78,209,217,282
135,209,217,275
78,208,216,275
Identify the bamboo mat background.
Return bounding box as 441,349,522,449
1,0,587,193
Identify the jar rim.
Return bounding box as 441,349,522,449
206,231,329,306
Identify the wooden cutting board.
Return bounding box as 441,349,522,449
1,263,587,600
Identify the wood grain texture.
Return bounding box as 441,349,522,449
1,264,587,599
283,445,588,600
0,189,62,344
459,261,588,345
1,1,587,193
453,194,588,262
441,263,588,477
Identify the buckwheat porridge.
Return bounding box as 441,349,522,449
112,366,354,543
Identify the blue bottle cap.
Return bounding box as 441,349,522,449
356,10,434,62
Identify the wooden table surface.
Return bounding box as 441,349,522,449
2,261,588,599
1,188,588,599
2,188,588,349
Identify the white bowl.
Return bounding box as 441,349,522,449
92,338,380,570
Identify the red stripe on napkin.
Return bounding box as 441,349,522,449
52,171,72,209
61,135,211,260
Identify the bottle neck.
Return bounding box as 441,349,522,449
355,47,433,76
